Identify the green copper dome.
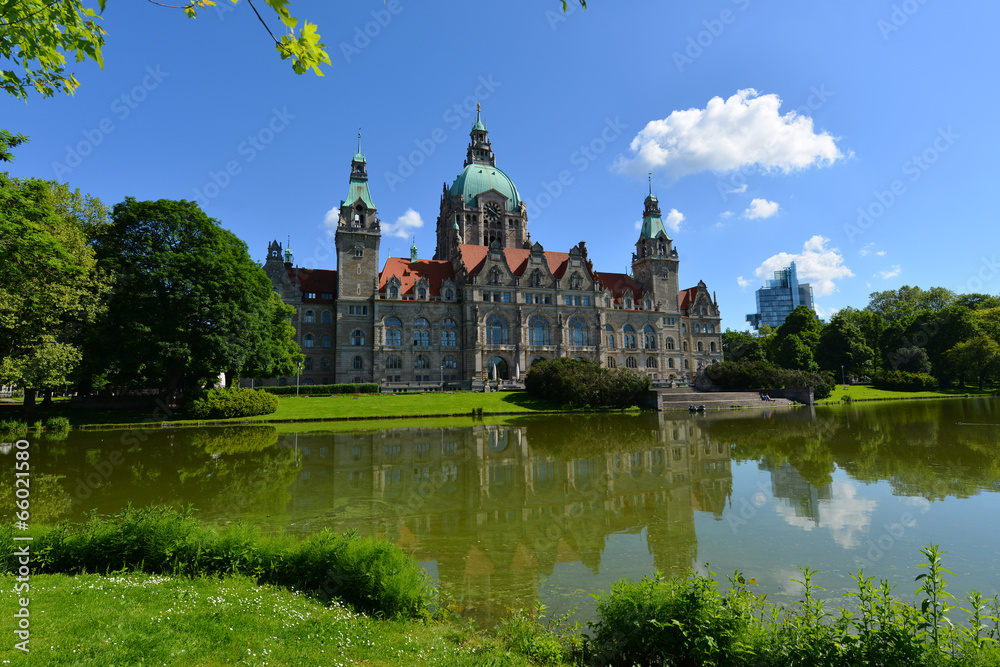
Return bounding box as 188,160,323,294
449,164,521,211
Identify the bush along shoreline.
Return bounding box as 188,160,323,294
3,509,999,666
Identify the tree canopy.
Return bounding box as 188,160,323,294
82,197,301,391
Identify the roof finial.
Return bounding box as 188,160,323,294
648,172,652,196
476,101,481,122
357,128,362,154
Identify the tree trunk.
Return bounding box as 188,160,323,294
40,388,53,406
21,388,37,419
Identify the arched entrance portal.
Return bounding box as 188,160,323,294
487,356,509,380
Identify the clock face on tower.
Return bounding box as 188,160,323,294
484,202,501,223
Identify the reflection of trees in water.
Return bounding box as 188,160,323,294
188,426,279,455
710,399,1000,500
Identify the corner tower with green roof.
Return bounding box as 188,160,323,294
434,105,529,262
631,188,680,311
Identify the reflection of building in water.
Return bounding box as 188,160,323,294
280,415,732,622
760,459,831,525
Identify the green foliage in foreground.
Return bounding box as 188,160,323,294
585,545,1000,667
704,359,836,399
0,506,428,618
185,386,279,419
525,357,650,408
261,382,380,396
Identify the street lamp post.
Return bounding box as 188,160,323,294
296,362,302,396
440,364,444,391
841,365,846,387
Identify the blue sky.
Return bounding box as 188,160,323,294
5,0,998,330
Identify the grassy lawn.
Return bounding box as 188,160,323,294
817,383,998,404
0,573,557,667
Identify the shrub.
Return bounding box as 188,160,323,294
525,358,650,408
261,383,379,396
10,506,428,619
0,419,28,435
44,416,71,431
873,370,939,392
185,387,279,419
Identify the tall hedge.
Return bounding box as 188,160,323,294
873,370,938,392
185,386,279,419
525,358,650,408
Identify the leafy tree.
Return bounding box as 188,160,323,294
240,291,303,383
955,293,1000,311
0,174,108,414
0,0,329,100
773,333,815,371
866,286,956,323
946,335,1000,390
889,346,932,375
83,197,297,391
721,329,767,363
836,306,886,374
815,314,873,376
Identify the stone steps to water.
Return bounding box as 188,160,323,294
654,389,795,411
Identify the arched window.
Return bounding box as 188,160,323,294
529,269,543,287
488,266,502,285
568,317,588,346
389,286,399,299
646,357,658,368
645,299,652,311
486,314,509,345
668,358,675,369
665,337,675,350
643,325,656,349
386,327,401,346
445,288,454,300
443,355,458,369
622,324,636,349
417,288,426,299
351,330,365,346
414,317,429,327
415,355,430,369
605,324,615,349
529,315,550,346
625,296,632,309
682,323,687,333
607,357,617,368
441,319,457,346
353,356,363,370
385,317,402,327
386,355,401,369
321,310,332,324
682,341,688,352
321,357,331,371
697,341,703,352
304,357,313,371
304,333,314,348
710,324,716,334
710,341,717,352
413,317,430,346
684,359,690,369
304,310,315,323
321,334,331,348
626,357,638,369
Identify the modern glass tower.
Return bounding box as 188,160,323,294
745,262,815,329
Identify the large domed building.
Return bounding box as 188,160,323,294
261,108,722,388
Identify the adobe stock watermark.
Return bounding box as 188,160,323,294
51,66,169,179
339,0,406,64
716,84,834,201
673,0,752,73
193,107,295,207
878,0,931,40
382,75,502,192
956,254,1000,295
544,1,583,31
844,126,958,244
523,117,628,220
853,510,920,570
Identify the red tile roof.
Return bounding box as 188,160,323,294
678,286,699,312
457,244,571,278
378,257,456,297
287,266,337,302
596,272,644,303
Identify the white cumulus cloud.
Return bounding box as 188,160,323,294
665,208,684,232
745,198,779,219
614,88,845,179
754,236,854,297
878,265,902,279
728,184,748,194
382,208,424,240
737,276,752,289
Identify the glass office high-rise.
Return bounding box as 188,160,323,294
745,262,815,329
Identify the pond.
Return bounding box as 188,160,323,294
5,397,999,626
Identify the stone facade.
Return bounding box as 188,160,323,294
260,111,723,388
